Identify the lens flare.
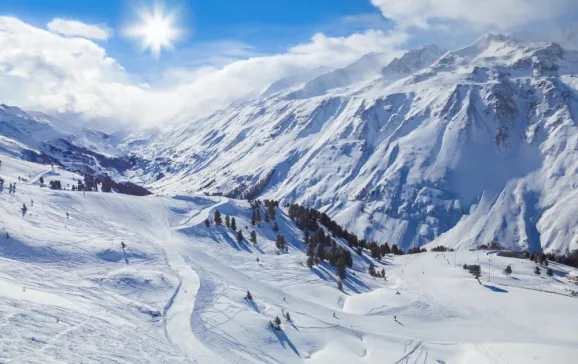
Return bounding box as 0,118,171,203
124,1,182,58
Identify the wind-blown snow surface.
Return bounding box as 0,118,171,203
122,35,578,254
1,154,578,363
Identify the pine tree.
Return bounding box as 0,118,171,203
251,209,257,226
231,217,237,231
250,230,257,244
285,312,291,322
336,257,347,280
268,204,276,220
204,219,210,228
463,263,469,270
237,230,243,243
306,242,315,258
315,243,325,262
534,266,541,275
368,262,376,277
39,176,44,185
214,210,222,225
273,222,279,232
276,235,286,251
503,265,512,276
380,243,391,255
468,265,482,282
225,215,230,228
546,268,553,277
275,315,281,326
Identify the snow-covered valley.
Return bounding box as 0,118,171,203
1,153,577,363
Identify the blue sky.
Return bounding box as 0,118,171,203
0,0,392,74
0,0,575,125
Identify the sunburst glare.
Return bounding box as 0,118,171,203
124,1,182,58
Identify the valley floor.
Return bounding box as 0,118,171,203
0,154,577,363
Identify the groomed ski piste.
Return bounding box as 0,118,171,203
1,153,577,364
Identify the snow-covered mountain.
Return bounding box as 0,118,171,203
0,104,128,174
119,34,578,254
380,44,445,80
286,51,400,99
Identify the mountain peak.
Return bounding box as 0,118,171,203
381,44,446,79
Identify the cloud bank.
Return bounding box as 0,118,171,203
370,0,576,29
47,18,113,40
0,16,408,126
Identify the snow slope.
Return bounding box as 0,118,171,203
121,34,578,253
0,104,127,175
1,153,577,363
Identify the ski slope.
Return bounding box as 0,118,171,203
1,153,577,363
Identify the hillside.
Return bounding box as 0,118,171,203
1,153,578,363
119,34,578,254
0,104,128,175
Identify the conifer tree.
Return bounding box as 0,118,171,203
368,262,376,277
276,235,286,251
468,265,482,283
250,230,257,244
306,241,315,258
225,215,230,228
268,204,276,220
204,219,210,228
214,210,223,225
336,257,347,280
231,217,237,231
315,243,325,262
237,230,243,243
546,268,553,277
504,265,512,276
534,266,541,275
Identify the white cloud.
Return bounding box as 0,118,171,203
47,18,112,40
0,16,408,126
370,0,577,30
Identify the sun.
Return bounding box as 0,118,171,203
125,2,182,58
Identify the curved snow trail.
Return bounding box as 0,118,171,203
160,197,229,364
26,167,54,185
